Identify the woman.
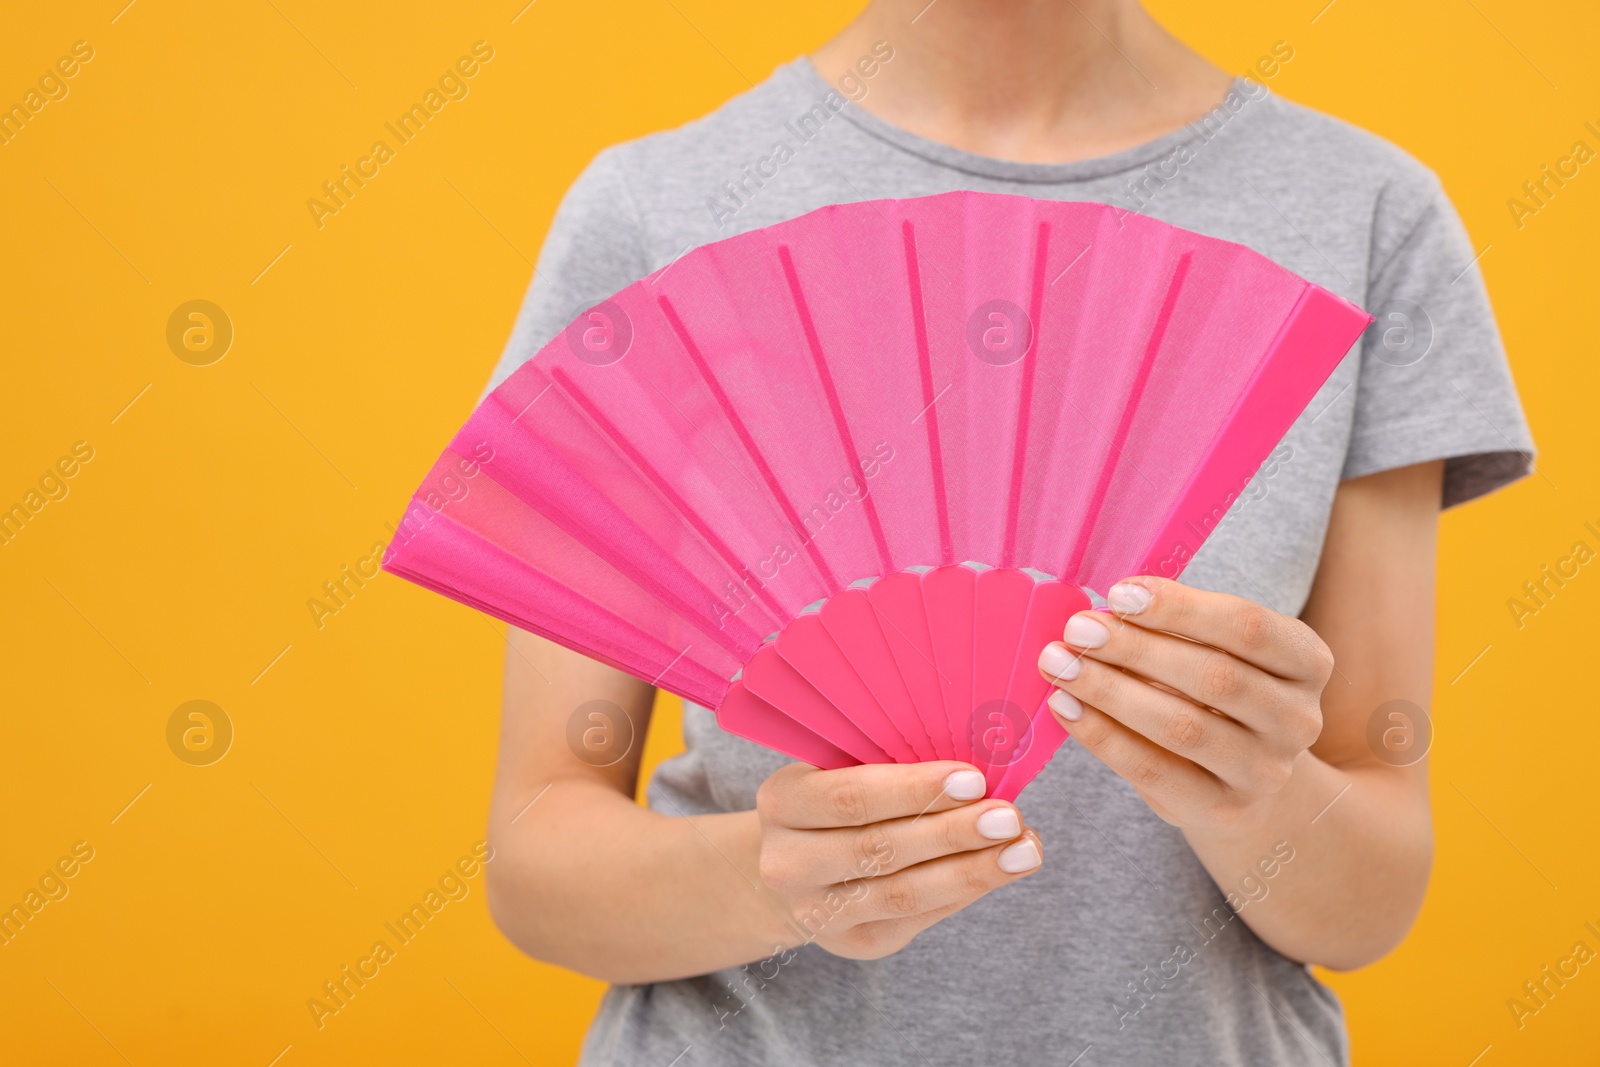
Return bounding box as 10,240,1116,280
481,2,1533,1063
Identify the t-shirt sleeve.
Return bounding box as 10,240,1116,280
1340,169,1536,507
480,146,652,400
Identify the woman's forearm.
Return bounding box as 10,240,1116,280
1182,751,1432,970
486,777,794,985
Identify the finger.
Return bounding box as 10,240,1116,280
1046,691,1227,818
1040,645,1270,789
842,830,1043,925
840,884,1022,959
840,900,969,959
1103,576,1333,681
1048,612,1281,730
758,760,988,830
797,799,1028,884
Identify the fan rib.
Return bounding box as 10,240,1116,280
656,293,841,590
476,400,758,656
900,220,954,566
1002,221,1052,569
741,647,891,764
1128,283,1371,580
549,366,787,624
820,589,938,760
388,509,727,703
776,244,896,578
1061,251,1194,582
776,615,921,762
717,682,860,770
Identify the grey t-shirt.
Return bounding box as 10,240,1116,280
486,59,1533,1067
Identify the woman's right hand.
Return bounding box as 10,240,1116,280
754,761,1044,960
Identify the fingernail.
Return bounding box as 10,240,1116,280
1038,643,1081,681
975,806,1021,840
944,770,987,801
998,837,1041,874
1108,583,1152,615
1064,614,1110,649
1048,690,1083,722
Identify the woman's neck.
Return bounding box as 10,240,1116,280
810,0,1234,163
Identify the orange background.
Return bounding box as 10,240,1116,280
1,1,1595,1063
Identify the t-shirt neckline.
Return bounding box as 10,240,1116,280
783,57,1261,185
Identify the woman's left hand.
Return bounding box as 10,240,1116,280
1037,574,1335,831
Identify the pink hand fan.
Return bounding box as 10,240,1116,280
383,192,1371,800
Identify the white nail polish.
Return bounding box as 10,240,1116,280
1038,643,1080,681
998,838,1041,874
1064,614,1110,649
944,770,987,800
1049,690,1083,722
975,806,1021,840
1108,583,1152,615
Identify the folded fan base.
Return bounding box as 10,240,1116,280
720,563,1091,802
